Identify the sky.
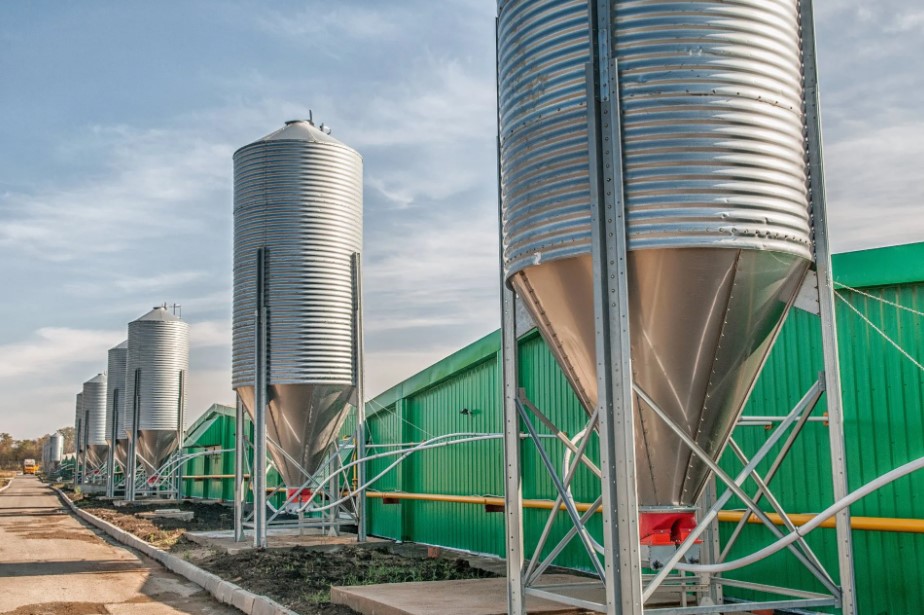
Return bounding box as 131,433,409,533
1,1,922,439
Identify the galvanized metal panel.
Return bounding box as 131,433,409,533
124,306,189,431
124,305,189,471
498,0,811,280
499,0,814,509
232,120,362,388
232,119,362,486
82,373,108,446
107,340,128,442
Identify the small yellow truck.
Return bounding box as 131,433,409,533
23,459,37,475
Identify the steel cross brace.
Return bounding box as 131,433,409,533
725,439,834,588
515,398,603,585
517,398,608,580
637,380,836,602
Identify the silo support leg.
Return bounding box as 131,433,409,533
233,394,245,542
501,283,525,615
801,0,857,611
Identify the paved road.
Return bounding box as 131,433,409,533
0,475,237,615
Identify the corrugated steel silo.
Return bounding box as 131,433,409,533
49,433,63,464
124,306,189,473
82,373,108,469
107,340,129,466
232,118,362,488
497,0,811,507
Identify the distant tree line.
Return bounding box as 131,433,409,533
0,426,74,469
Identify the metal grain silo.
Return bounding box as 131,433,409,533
107,340,129,467
49,433,63,465
124,306,189,473
82,373,108,470
232,118,362,489
497,0,810,508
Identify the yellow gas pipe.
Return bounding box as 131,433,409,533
365,491,924,534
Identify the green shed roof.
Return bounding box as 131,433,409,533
185,403,235,444
832,240,924,289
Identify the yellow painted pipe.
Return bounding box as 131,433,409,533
183,474,251,480
717,510,924,534
367,491,924,534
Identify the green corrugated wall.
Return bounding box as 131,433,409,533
181,242,924,614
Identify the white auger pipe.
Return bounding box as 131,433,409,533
675,456,924,573
290,433,504,514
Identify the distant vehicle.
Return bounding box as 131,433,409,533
23,459,37,475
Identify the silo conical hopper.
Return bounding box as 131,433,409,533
82,373,108,471
233,119,362,489
107,340,129,468
498,0,811,508
124,306,189,474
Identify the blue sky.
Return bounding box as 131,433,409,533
1,1,922,438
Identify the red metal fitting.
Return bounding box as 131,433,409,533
639,511,699,546
287,488,314,503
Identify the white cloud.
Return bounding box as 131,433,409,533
826,120,924,251
185,368,235,427
257,5,403,43
189,319,231,349
0,327,122,379
890,10,924,33
0,126,232,262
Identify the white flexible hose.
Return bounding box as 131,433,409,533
674,455,924,573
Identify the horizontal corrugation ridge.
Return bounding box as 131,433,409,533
498,0,812,281
124,317,189,432
232,137,362,388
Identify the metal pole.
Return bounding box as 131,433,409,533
501,276,525,615
801,3,857,612
126,369,141,501
253,247,268,549
352,251,367,542
176,370,185,500
328,449,339,536
589,0,643,611
106,391,118,497
497,9,525,600
234,393,245,542
74,417,82,487
700,477,723,605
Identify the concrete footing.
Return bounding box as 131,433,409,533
331,575,588,615
186,527,385,555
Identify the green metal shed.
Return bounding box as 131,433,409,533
180,241,924,613
359,241,924,614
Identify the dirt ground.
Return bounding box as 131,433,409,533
198,545,497,614
67,493,498,615
72,494,231,551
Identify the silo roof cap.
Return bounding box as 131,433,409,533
85,373,106,385
133,305,183,323
258,119,344,145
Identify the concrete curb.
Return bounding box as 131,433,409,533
53,487,298,615
0,478,13,494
